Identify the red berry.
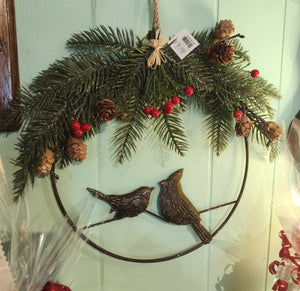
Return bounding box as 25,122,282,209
81,122,91,132
165,102,174,110
164,102,174,114
150,108,160,118
251,69,260,78
143,106,152,115
73,129,83,137
171,96,180,105
164,108,173,114
41,281,71,291
184,86,194,96
70,120,81,131
233,110,243,119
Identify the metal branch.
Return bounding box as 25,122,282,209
83,218,117,230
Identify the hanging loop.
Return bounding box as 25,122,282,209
152,0,160,29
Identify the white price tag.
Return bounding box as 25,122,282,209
169,29,199,60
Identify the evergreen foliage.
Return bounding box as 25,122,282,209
4,25,281,200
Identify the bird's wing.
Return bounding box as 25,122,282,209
175,194,201,224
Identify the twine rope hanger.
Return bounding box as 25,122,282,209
152,0,160,29
147,0,168,69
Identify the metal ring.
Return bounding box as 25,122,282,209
51,138,249,263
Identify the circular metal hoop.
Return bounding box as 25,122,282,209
51,138,249,263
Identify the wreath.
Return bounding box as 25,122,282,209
3,2,282,201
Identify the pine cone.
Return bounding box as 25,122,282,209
207,42,235,65
36,149,55,175
214,20,235,41
235,114,254,137
264,121,282,141
116,112,128,121
96,99,116,122
116,105,129,121
66,136,87,162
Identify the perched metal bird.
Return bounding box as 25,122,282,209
159,169,212,244
87,186,154,220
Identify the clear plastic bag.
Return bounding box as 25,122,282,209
0,162,92,291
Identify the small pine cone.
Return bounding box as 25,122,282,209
214,20,235,41
116,105,129,121
96,99,116,122
264,121,282,141
207,42,235,65
116,112,128,121
66,136,87,162
36,149,55,175
235,114,254,137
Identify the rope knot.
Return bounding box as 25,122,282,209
147,29,168,70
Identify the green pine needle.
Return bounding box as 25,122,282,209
66,25,135,54
112,97,147,164
153,110,189,156
204,103,233,155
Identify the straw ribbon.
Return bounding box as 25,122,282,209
147,29,168,70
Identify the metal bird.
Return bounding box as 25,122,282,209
87,186,154,220
159,169,212,244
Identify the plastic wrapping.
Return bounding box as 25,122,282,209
268,114,300,290
0,160,92,291
275,115,300,252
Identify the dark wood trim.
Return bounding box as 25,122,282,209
0,0,20,131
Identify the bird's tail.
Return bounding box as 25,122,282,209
191,223,212,244
87,188,110,202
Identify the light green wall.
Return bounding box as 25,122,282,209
1,0,299,290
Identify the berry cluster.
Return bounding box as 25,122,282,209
143,106,159,118
70,120,91,137
143,86,193,118
143,96,181,118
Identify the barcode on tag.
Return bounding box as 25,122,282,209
169,29,199,60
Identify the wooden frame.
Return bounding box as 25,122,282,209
0,0,20,131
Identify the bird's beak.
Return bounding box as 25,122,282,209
87,188,96,196
149,187,155,192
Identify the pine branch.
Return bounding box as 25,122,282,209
111,47,149,93
109,48,150,163
112,94,147,163
204,103,233,155
13,53,120,122
12,105,72,199
269,140,281,162
232,39,250,67
200,64,280,121
66,25,135,54
142,65,181,107
29,52,119,94
163,46,214,109
11,87,102,200
153,110,189,156
192,30,214,51
242,104,274,148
